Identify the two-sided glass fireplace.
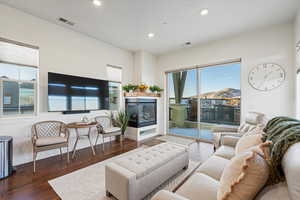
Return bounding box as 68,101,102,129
125,98,157,128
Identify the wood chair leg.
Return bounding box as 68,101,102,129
33,151,37,173
67,146,70,163
59,148,63,159
102,136,105,152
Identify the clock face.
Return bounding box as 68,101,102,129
248,63,285,91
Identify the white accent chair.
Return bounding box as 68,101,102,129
94,115,122,151
212,112,266,150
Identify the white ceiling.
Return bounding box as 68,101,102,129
1,0,300,54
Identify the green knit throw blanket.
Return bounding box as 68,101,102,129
262,116,300,184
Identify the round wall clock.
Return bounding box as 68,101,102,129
248,63,285,91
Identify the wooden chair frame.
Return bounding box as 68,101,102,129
31,120,70,172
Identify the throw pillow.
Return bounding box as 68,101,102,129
218,151,270,200
242,126,264,137
235,134,263,155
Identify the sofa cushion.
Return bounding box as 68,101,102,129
282,142,300,200
114,143,187,179
176,173,219,200
235,134,263,155
221,136,240,147
218,151,269,200
197,155,230,181
215,145,235,160
238,123,256,134
103,127,121,134
35,136,67,146
255,182,290,200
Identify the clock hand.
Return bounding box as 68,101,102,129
258,71,273,89
258,79,266,89
264,71,273,79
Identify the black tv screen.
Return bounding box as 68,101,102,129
48,72,109,112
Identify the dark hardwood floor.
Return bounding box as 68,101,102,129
0,138,213,200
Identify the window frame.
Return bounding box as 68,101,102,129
108,80,122,111
0,63,38,118
106,64,123,111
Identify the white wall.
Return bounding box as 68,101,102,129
133,51,143,84
132,50,164,136
157,23,296,134
0,4,134,165
133,50,158,85
296,10,300,66
295,9,300,118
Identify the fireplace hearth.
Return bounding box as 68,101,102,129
125,98,157,128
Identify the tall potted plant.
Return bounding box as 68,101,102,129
170,71,187,127
115,110,129,141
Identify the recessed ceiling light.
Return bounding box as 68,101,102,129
148,33,155,38
200,9,208,16
93,0,102,7
185,42,192,46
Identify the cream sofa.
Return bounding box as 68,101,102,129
152,135,300,200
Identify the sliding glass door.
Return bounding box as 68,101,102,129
167,62,241,142
168,69,199,138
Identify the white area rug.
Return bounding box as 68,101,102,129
49,147,200,200
157,135,196,147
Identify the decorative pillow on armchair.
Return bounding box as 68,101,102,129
242,126,264,137
218,151,270,200
237,123,257,135
235,134,263,155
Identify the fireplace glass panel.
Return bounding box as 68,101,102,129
126,98,157,128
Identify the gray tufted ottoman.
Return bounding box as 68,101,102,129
105,143,189,200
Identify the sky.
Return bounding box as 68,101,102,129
168,63,241,98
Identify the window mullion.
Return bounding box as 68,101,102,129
18,81,21,115
0,80,3,117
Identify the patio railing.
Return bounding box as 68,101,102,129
169,99,240,126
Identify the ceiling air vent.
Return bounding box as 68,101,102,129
58,17,75,26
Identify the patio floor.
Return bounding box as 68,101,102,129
169,127,214,141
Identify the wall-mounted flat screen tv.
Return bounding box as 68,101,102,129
48,72,109,112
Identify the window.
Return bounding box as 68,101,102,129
166,61,241,142
0,38,39,117
0,63,38,116
109,82,121,110
106,65,122,110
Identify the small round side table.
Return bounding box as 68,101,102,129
67,122,98,158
